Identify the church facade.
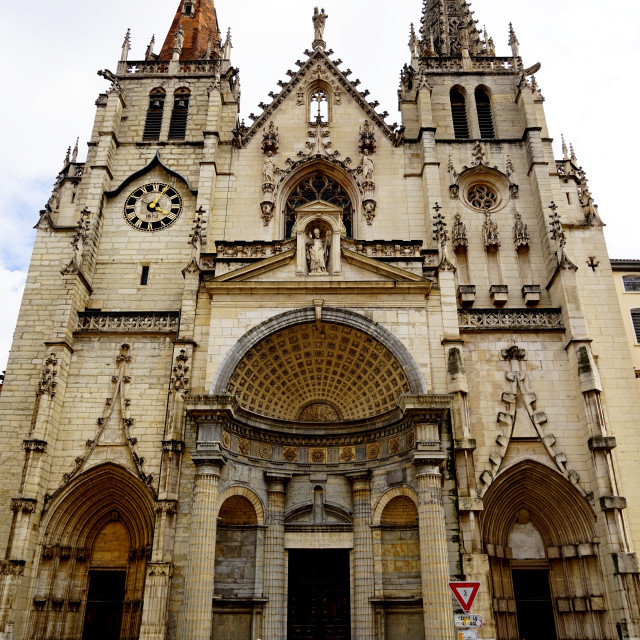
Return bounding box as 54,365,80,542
1,1,639,639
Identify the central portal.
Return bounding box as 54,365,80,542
287,549,351,640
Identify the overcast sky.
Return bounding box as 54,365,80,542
0,0,638,372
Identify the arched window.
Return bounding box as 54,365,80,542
309,88,329,123
143,88,166,141
450,87,469,139
285,172,352,238
168,88,191,140
475,86,495,139
182,1,195,16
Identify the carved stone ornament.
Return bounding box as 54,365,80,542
366,442,380,459
283,446,298,462
171,350,190,394
310,448,326,463
238,438,250,456
259,443,273,459
513,212,530,249
483,211,500,248
339,446,355,462
358,120,376,154
36,354,58,398
306,227,330,274
452,214,468,251
261,121,279,155
312,6,328,50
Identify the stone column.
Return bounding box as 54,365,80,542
415,462,454,640
348,471,376,640
262,472,291,640
178,455,224,640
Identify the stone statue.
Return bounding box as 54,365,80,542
362,150,374,181
312,7,328,41
262,152,275,184
174,25,185,52
306,228,330,274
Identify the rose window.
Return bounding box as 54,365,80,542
467,184,498,210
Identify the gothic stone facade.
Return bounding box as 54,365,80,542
1,1,640,639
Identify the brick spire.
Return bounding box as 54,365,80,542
158,0,221,61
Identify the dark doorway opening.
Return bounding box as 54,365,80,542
287,549,351,640
512,569,557,640
82,570,126,640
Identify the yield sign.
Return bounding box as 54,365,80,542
448,581,481,613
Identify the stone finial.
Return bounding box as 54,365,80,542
358,120,376,154
71,138,79,163
145,34,156,61
508,22,519,58
223,28,232,60
121,28,131,62
561,134,569,161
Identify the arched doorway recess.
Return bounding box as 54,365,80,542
482,461,613,640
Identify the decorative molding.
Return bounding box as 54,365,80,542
458,309,563,331
22,439,48,453
10,498,37,513
77,311,179,333
0,560,26,577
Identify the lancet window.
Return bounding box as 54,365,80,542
285,172,352,238
475,86,495,139
168,88,191,140
142,88,166,141
309,88,329,123
450,87,469,139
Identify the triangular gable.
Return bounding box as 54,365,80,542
240,49,399,148
210,245,430,286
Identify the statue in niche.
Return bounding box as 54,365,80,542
312,7,328,41
361,149,374,181
306,227,330,274
262,151,275,184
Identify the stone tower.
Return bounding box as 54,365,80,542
0,1,639,639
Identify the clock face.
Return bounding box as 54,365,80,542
123,183,183,232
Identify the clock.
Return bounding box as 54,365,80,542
123,182,183,232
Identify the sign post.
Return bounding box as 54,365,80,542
449,581,481,640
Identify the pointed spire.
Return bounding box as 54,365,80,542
508,22,520,58
420,0,484,58
158,0,221,61
145,34,156,60
409,23,419,60
63,146,71,167
71,138,79,163
561,135,569,161
120,28,131,62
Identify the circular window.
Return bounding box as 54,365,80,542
467,184,498,210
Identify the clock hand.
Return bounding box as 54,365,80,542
150,185,169,208
154,207,171,216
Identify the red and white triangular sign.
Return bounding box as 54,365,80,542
448,581,481,613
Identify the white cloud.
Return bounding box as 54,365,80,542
0,266,26,372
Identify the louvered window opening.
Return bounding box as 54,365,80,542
450,90,469,139
476,90,495,139
632,310,640,343
143,92,165,141
168,92,190,140
623,276,640,292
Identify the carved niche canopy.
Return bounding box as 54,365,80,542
226,321,411,422
285,172,353,238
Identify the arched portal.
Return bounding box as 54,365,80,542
481,461,613,640
211,308,427,422
26,464,154,640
